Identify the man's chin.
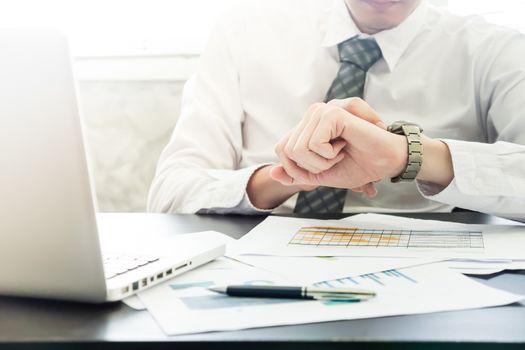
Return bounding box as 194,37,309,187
363,17,400,32
363,0,403,13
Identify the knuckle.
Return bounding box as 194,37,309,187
274,142,283,154
292,144,306,156
346,97,362,110
283,144,294,157
321,107,342,122
327,98,342,106
305,102,325,117
308,139,324,154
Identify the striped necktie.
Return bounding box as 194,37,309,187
294,37,382,214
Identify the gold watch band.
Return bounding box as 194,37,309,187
387,121,423,183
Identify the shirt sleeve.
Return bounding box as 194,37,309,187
417,32,525,221
417,140,525,221
147,8,267,215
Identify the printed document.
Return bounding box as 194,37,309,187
232,255,439,284
231,214,525,259
138,257,523,335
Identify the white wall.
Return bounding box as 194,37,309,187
78,80,186,212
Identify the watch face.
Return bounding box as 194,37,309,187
387,121,407,133
388,121,422,134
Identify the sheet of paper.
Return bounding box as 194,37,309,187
231,214,525,259
142,256,297,290
443,259,525,275
230,254,440,284
138,259,523,335
123,295,146,310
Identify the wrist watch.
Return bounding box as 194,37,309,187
387,121,423,183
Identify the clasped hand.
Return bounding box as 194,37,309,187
270,98,408,197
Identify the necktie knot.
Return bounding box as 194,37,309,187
338,37,382,71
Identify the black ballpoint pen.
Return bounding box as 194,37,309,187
208,285,376,301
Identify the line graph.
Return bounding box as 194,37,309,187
289,226,484,249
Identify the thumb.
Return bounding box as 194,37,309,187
269,165,294,186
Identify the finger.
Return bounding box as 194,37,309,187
270,164,319,187
274,129,294,170
275,128,292,156
308,107,350,159
350,183,376,195
276,146,312,184
327,97,386,129
332,139,347,155
292,105,347,171
276,131,321,185
288,104,340,172
351,186,364,193
288,104,325,172
295,159,322,174
284,103,325,160
269,165,295,186
296,151,345,174
278,128,324,175
362,183,378,198
299,106,347,159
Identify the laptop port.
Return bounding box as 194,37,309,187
150,277,154,282
166,268,173,275
121,286,130,294
157,272,164,279
141,278,148,287
175,263,188,271
132,281,139,291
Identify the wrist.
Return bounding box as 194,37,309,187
416,136,454,187
246,165,301,209
386,134,409,179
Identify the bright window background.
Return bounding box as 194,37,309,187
1,0,232,57
1,0,524,58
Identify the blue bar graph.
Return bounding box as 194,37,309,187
315,268,418,288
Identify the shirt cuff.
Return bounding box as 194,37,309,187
435,139,516,196
416,139,512,207
198,164,273,215
417,178,460,203
235,193,275,214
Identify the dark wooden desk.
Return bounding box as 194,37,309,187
1,212,525,349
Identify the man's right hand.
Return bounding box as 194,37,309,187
246,165,318,210
247,97,391,210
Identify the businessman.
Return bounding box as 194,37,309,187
148,0,525,220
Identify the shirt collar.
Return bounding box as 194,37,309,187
321,0,428,71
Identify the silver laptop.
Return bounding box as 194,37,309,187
0,28,225,303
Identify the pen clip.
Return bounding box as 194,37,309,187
307,287,376,296
311,293,375,301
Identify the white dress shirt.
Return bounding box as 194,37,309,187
148,0,525,220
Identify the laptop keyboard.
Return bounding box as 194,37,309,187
103,253,160,279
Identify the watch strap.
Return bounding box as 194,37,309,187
387,122,423,183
